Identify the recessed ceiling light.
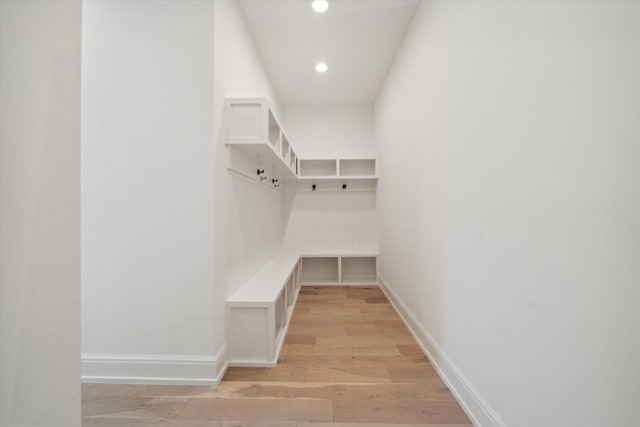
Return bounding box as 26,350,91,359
312,0,329,13
315,62,328,73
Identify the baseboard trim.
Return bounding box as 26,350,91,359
82,345,229,386
227,360,277,368
301,282,379,287
379,275,507,427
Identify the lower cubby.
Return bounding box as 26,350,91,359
301,257,339,283
300,253,378,285
341,256,378,283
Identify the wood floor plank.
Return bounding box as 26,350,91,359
333,400,471,424
304,367,391,383
218,382,457,402
298,423,473,427
176,398,333,422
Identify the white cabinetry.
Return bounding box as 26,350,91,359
226,255,301,367
300,252,378,285
226,98,377,188
225,98,379,368
226,98,297,184
298,158,377,180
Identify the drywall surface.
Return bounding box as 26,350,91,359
226,174,284,298
282,105,374,158
0,0,81,425
282,191,377,253
280,105,377,254
81,0,218,365
214,0,284,298
375,1,640,426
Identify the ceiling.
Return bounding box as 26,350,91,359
239,0,420,106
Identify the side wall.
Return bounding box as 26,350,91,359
0,0,81,425
375,1,640,426
281,105,377,254
81,0,220,383
214,0,284,298
283,105,374,158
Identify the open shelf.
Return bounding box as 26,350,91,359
268,110,280,150
301,257,339,283
300,253,378,285
339,159,376,177
281,133,290,161
341,256,377,283
299,159,337,177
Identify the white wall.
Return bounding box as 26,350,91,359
0,0,81,425
214,0,284,298
280,105,377,254
375,1,640,427
82,0,220,381
282,190,377,253
283,105,374,158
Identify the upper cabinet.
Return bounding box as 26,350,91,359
226,98,297,180
298,158,377,180
225,98,376,187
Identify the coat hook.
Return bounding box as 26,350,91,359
342,184,347,189
312,184,316,191
257,169,264,175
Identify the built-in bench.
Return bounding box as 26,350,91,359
226,251,378,367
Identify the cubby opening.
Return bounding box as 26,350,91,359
268,110,280,149
301,257,339,282
228,102,262,140
299,159,337,177
286,274,295,309
281,134,290,161
341,257,377,283
339,159,376,177
290,150,297,173
275,289,286,337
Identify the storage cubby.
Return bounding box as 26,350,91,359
225,98,297,182
275,289,286,337
300,254,378,285
281,134,290,161
339,159,376,177
289,150,297,174
299,159,338,177
227,101,263,140
268,110,280,150
301,257,339,282
341,256,377,283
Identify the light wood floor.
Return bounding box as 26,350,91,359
82,286,472,426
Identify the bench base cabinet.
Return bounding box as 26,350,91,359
226,253,377,368
301,255,378,285
227,259,301,367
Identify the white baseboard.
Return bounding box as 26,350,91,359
378,276,507,427
301,282,379,287
82,344,229,386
